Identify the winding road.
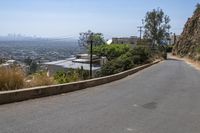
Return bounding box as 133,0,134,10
1,58,200,133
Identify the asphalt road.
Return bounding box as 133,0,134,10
1,59,200,133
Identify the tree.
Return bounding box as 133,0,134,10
78,30,105,78
29,61,38,74
93,44,131,61
78,30,105,48
24,57,38,74
24,57,32,66
194,3,200,14
144,8,171,48
0,58,5,64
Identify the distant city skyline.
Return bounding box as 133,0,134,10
0,0,199,39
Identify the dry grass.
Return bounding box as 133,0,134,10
0,67,55,91
0,67,25,91
26,72,55,88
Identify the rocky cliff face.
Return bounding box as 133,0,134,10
173,5,200,60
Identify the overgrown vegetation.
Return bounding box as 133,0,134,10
0,67,24,91
0,65,90,91
54,68,89,84
100,46,152,76
26,72,55,87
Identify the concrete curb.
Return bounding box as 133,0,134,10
0,60,161,105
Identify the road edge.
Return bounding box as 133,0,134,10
169,54,200,71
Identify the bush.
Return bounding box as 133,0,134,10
76,67,90,80
101,55,134,76
130,46,151,63
100,46,151,76
93,44,131,60
26,72,55,87
54,69,81,84
0,67,25,91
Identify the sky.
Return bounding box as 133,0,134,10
0,0,199,39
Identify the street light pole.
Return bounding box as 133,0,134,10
89,33,93,79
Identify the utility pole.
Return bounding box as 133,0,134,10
137,26,143,41
138,19,144,41
89,33,93,79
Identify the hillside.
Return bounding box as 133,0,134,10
173,4,200,60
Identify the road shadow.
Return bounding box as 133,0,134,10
142,102,157,110
167,53,182,62
167,58,182,62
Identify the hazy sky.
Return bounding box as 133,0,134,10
0,0,199,38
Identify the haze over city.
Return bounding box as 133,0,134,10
0,0,199,38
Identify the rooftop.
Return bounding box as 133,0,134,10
44,59,101,71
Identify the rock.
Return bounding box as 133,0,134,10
173,4,200,60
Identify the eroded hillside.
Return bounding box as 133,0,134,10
173,4,200,60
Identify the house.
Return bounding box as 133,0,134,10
0,60,17,68
112,36,138,46
43,54,107,77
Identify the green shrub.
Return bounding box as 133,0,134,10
100,46,151,76
93,44,131,60
54,67,90,84
131,46,151,63
0,67,25,91
76,67,90,80
100,56,134,76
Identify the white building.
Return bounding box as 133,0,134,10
0,60,17,68
43,54,107,77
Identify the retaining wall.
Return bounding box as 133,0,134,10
0,61,160,105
